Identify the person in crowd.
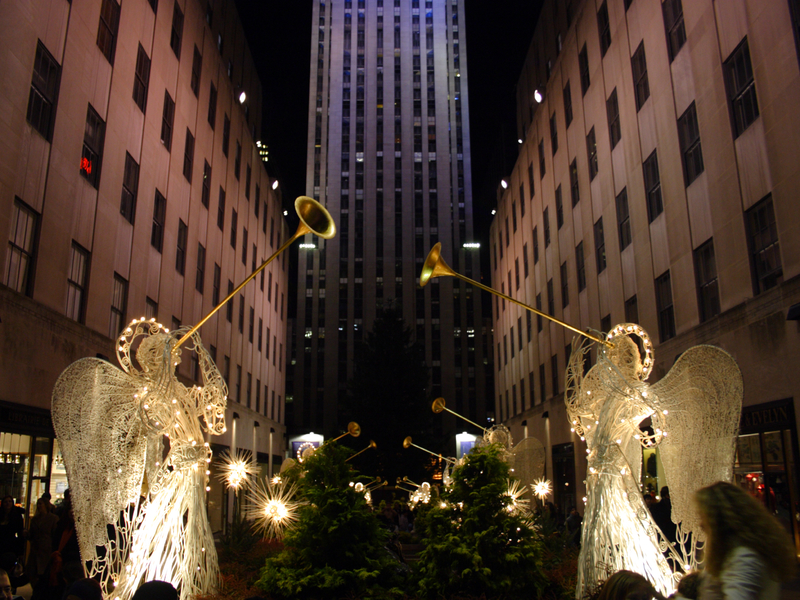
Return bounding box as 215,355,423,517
651,486,677,545
131,580,179,600
694,481,795,600
32,492,82,600
62,578,103,600
0,497,24,592
26,498,59,589
596,570,666,600
565,506,583,548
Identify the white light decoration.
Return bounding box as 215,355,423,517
272,180,279,190
238,91,246,104
505,479,530,515
534,89,543,103
246,478,302,540
216,450,258,491
533,478,552,504
52,320,227,600
564,323,743,597
500,179,508,189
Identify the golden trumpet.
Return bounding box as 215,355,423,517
346,440,377,462
402,436,456,465
431,397,486,433
174,196,336,351
329,421,362,444
419,242,610,347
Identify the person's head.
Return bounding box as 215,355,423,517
1,496,12,514
596,570,664,600
569,506,578,516
660,487,670,500
35,498,50,516
676,571,700,600
694,481,795,581
131,580,178,600
0,569,11,600
643,494,655,507
64,578,103,600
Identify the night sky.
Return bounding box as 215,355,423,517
234,0,543,261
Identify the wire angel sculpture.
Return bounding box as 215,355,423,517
51,318,227,600
565,323,742,597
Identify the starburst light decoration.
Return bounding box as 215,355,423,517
216,450,258,491
247,478,302,540
532,478,552,504
565,323,742,596
504,479,530,515
51,319,227,600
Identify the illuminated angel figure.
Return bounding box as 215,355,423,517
565,324,742,597
51,318,227,600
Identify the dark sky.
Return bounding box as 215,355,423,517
234,0,543,249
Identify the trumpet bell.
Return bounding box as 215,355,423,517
403,436,413,449
419,242,456,287
295,196,337,240
347,421,361,437
369,440,377,449
432,397,446,414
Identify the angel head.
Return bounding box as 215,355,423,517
604,334,643,381
136,332,178,375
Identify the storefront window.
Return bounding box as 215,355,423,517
0,433,31,512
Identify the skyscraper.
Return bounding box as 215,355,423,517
290,0,487,442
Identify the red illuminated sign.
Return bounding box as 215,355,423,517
80,157,92,174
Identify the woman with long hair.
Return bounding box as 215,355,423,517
695,481,795,600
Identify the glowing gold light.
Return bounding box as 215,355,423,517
533,478,552,502
216,450,258,491
247,478,303,540
505,479,530,514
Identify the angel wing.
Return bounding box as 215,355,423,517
650,345,743,535
510,436,546,491
51,357,150,561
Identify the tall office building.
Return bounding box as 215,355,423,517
0,0,289,532
491,0,800,552
290,0,488,441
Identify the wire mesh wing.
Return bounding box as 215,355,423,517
51,357,149,560
650,345,743,536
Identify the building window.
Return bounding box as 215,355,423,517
27,41,61,141
643,150,663,222
594,218,606,274
109,273,128,338
597,1,611,57
170,1,184,59
231,209,238,249
5,198,39,296
120,152,139,224
569,158,579,207
579,45,590,95
176,219,187,275
694,238,720,322
563,81,573,127
212,263,221,305
555,185,563,229
523,243,529,277
547,278,555,315
543,207,550,248
132,44,151,113
145,297,158,320
663,0,686,62
725,39,759,138
235,141,242,180
539,139,546,177
183,128,194,182
616,187,631,250
790,0,800,70
536,293,543,331
561,261,569,308
586,127,598,180
201,161,211,208
96,0,121,64
161,91,175,151
191,46,202,96
528,163,535,198
576,241,586,292
242,228,248,264
745,194,782,294
80,105,105,189
678,102,704,185
151,190,166,252
551,354,559,394
66,242,89,323
222,114,230,156
632,41,650,111
196,243,206,293
217,187,225,229
606,88,621,148
550,113,558,155
655,270,676,342
227,281,233,322
625,294,638,324
208,84,217,129
533,226,539,263
238,295,245,333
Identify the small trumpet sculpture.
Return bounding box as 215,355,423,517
346,439,377,462
52,197,336,600
403,435,456,465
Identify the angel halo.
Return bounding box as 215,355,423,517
52,318,227,600
566,323,742,597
